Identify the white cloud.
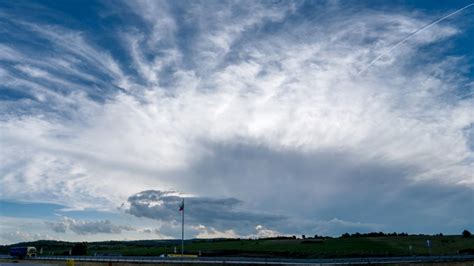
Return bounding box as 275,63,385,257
311,218,383,236
0,231,53,244
193,225,240,239
193,224,285,239
0,217,54,244
0,1,472,238
253,225,284,239
0,215,170,245
46,217,134,235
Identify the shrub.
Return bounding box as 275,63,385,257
462,230,471,238
71,242,88,255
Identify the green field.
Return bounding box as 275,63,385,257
1,235,473,258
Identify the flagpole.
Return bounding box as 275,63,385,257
181,198,184,257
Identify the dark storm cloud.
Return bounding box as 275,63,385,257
127,190,285,234
173,142,474,235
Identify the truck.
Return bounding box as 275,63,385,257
9,246,37,259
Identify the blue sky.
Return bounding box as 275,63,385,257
0,0,473,244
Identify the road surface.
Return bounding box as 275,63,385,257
2,254,474,265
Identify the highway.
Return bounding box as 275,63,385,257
1,254,474,265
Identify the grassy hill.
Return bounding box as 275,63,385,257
1,235,473,258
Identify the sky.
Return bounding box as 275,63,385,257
0,0,473,245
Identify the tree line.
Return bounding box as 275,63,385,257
258,229,472,240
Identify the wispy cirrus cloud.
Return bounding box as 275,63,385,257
0,1,472,240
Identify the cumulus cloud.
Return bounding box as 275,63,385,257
253,225,283,239
193,225,240,239
311,218,382,236
140,228,163,235
0,231,52,243
0,0,473,238
192,224,284,239
127,190,284,235
46,217,135,235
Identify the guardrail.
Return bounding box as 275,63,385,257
3,254,474,265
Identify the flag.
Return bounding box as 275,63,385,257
179,199,184,212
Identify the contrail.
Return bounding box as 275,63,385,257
358,3,474,75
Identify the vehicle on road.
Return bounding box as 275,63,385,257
9,246,37,259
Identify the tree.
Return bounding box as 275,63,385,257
302,235,306,239
462,230,472,238
71,242,88,255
